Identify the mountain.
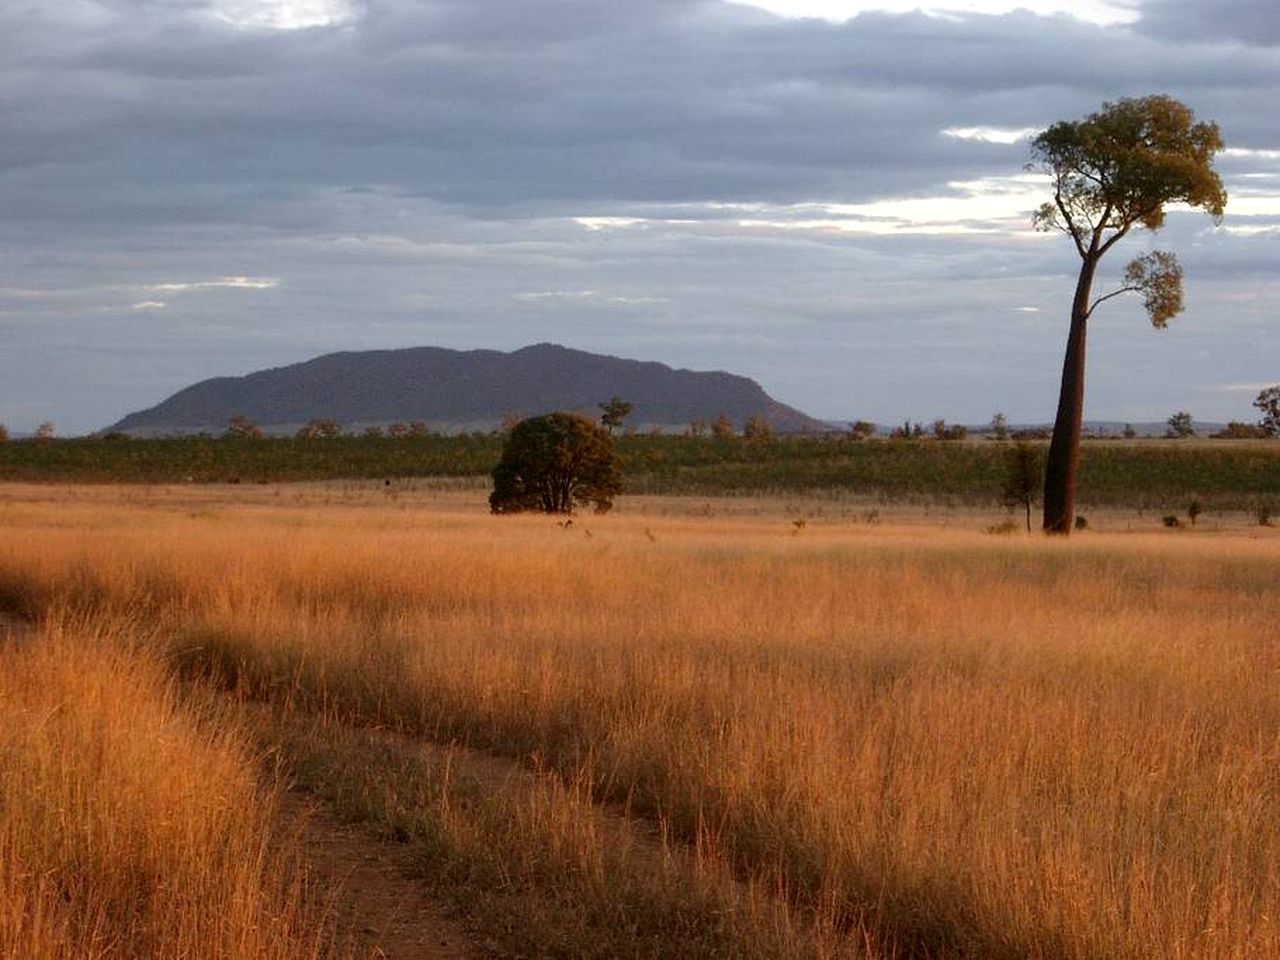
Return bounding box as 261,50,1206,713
106,343,829,436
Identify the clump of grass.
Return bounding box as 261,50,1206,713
0,620,330,960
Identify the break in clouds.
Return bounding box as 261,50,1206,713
2,0,1277,433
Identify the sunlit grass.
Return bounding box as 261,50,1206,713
0,618,330,959
2,483,1278,957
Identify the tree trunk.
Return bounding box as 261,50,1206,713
1042,253,1098,534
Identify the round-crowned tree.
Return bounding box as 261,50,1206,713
489,412,622,514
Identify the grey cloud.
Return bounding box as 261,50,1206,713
1136,0,1280,46
1,0,1277,433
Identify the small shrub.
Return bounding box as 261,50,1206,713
849,420,876,441
1187,499,1203,525
1074,515,1088,531
1259,504,1274,527
1162,515,1182,528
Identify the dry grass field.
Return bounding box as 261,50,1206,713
2,481,1278,958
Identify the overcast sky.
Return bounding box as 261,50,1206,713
2,0,1276,434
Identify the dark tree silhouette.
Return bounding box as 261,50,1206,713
1255,386,1280,438
1002,441,1044,533
1032,95,1226,533
490,412,622,514
598,395,633,434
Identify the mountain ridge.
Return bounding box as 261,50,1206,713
106,343,829,435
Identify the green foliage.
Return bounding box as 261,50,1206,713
489,413,622,515
1255,386,1280,439
1123,251,1184,329
1166,411,1195,439
3,434,1278,514
1032,95,1226,237
598,396,633,434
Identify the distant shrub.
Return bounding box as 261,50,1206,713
711,414,736,440
1001,441,1044,533
1188,499,1203,525
1259,503,1274,527
743,415,773,443
1074,515,1088,531
296,418,342,439
1213,422,1266,439
849,420,876,441
1162,515,1182,528
490,412,621,515
224,415,262,440
1166,411,1195,439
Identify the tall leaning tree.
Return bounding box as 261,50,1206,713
1031,95,1226,533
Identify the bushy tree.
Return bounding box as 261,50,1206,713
224,414,262,439
598,396,633,434
710,413,736,440
34,421,55,441
1166,411,1195,439
489,412,622,515
849,420,876,441
1214,421,1265,439
0,424,8,442
1032,95,1226,532
1255,386,1280,438
742,415,773,442
296,418,341,439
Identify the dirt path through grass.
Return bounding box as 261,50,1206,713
282,789,486,960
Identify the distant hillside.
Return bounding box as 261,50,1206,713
106,343,829,436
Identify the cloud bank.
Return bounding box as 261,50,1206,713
2,0,1276,432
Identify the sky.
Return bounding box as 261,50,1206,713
2,0,1277,434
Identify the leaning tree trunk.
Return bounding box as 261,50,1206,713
1043,253,1099,534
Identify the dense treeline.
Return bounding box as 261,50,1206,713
1,433,1277,510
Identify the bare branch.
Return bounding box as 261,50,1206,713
1054,190,1088,259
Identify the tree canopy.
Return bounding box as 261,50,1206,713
489,412,622,515
1031,95,1226,533
1032,95,1226,248
1256,386,1280,438
598,396,633,434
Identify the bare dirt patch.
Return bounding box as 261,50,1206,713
282,790,485,960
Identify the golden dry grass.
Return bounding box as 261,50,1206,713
2,482,1278,958
0,617,331,959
